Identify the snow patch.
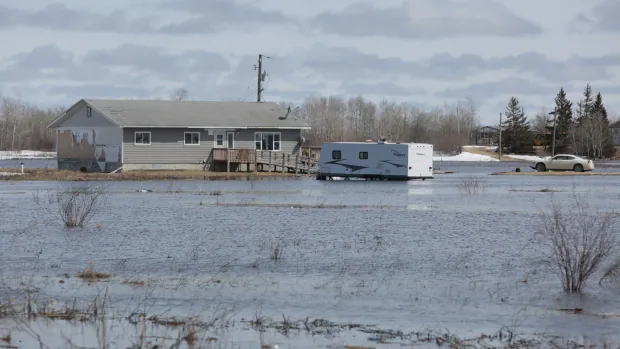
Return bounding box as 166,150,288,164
507,154,544,162
0,150,57,160
433,152,499,162
0,172,24,176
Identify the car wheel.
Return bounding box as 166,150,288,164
536,163,546,172
573,164,584,172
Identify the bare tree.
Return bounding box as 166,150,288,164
0,97,60,151
171,88,189,101
536,194,618,293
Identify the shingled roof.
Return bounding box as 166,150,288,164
49,99,310,129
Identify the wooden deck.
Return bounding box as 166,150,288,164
211,148,317,174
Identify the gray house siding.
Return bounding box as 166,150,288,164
122,128,302,170
55,103,123,172
60,102,117,128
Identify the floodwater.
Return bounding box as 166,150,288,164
1,161,620,348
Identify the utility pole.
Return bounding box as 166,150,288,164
549,107,558,156
254,54,271,102
256,54,263,102
498,112,502,161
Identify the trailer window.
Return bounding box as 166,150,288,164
359,151,368,159
332,150,341,160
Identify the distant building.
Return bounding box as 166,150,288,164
47,99,310,172
611,121,620,146
470,126,499,146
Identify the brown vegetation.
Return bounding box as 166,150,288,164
77,263,112,281
0,168,303,181
536,193,619,293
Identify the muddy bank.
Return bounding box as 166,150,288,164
0,168,308,181
1,168,454,181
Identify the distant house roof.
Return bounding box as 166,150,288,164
474,126,499,132
48,99,310,129
611,120,620,129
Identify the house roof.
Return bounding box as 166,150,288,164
48,99,310,129
610,120,620,129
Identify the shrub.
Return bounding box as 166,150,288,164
536,194,618,293
56,183,107,228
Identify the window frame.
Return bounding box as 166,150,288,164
254,132,282,151
213,132,225,148
184,131,201,146
359,151,368,160
86,106,92,117
134,131,151,146
332,150,341,160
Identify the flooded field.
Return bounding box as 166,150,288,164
1,161,620,348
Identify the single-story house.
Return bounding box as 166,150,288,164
47,99,311,172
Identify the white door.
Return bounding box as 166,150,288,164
226,132,235,149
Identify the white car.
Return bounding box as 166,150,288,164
530,154,594,172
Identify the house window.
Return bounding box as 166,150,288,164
214,133,224,147
254,132,281,151
359,151,368,159
134,131,151,145
332,150,341,160
184,132,200,145
86,106,92,117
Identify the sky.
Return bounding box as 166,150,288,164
0,0,619,125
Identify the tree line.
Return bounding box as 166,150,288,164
501,84,615,158
2,85,615,157
0,97,62,151
0,94,480,153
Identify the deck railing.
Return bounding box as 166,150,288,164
211,148,315,173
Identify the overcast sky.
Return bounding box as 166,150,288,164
0,0,618,124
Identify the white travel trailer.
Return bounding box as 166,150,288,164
315,140,433,181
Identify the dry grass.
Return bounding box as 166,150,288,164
120,279,147,287
76,262,112,281
509,188,560,193
0,168,306,181
459,176,486,195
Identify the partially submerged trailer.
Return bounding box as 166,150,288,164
315,140,433,180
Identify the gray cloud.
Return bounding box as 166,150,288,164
158,0,297,34
0,1,295,34
83,44,230,79
436,78,553,99
340,82,425,96
570,0,620,33
298,44,620,83
46,84,155,99
2,43,619,108
309,0,542,39
0,4,157,33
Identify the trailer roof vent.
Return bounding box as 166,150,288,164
377,138,386,144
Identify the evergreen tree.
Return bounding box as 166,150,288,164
502,97,533,154
553,87,573,153
576,83,594,122
592,92,614,157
